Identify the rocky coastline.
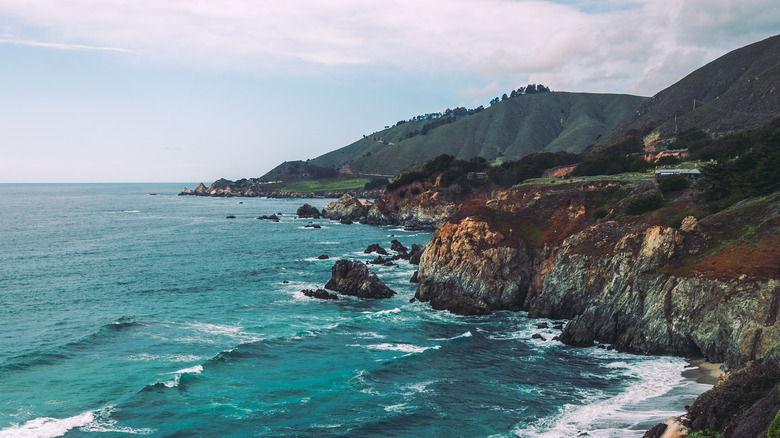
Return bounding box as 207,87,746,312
412,182,780,369
179,180,384,199
402,179,778,436
188,173,779,436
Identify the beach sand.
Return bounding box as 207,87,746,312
683,358,725,386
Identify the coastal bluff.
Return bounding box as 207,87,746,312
414,182,780,370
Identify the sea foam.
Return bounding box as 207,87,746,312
0,412,94,438
512,356,688,437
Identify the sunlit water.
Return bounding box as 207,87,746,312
0,184,711,437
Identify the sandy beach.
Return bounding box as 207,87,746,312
683,358,725,386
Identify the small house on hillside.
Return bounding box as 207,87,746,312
654,168,701,184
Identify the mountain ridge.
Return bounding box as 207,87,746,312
599,33,780,145
263,91,646,179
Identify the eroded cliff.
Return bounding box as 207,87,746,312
415,180,780,368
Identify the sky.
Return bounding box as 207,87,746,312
0,0,778,183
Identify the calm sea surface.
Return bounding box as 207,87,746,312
0,184,710,437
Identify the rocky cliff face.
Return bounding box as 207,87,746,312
415,182,780,369
415,215,530,314
363,183,458,230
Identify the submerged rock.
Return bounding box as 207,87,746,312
324,260,395,299
302,289,339,300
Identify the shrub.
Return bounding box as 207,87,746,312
768,412,780,438
658,174,690,193
625,192,664,215
593,207,609,220
656,155,680,165
410,187,421,196
363,177,388,191
572,154,648,177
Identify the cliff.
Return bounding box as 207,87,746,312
362,181,460,230
414,180,780,369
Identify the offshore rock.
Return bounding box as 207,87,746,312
322,194,368,222
364,244,389,255
296,204,321,219
302,289,339,300
324,260,395,299
408,244,424,265
390,239,409,257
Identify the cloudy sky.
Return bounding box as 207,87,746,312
0,0,777,183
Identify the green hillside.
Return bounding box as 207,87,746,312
263,91,646,179
600,34,780,145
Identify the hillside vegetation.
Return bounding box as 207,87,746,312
262,91,645,179
600,34,780,145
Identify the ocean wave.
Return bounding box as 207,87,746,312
126,353,203,363
105,316,143,331
512,356,687,437
164,365,204,388
363,308,401,318
429,331,472,341
142,364,205,391
352,343,440,354
0,317,142,372
78,405,155,435
0,351,70,372
0,411,94,438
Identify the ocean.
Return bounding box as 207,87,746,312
0,184,712,437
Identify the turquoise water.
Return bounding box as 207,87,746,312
0,184,710,437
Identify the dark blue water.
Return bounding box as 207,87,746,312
0,184,710,437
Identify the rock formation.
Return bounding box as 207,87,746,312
302,289,339,300
324,260,396,299
414,183,780,368
408,244,424,265
362,185,457,230
322,194,368,222
364,244,389,255
296,204,321,219
415,215,531,315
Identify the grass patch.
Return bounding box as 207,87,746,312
660,194,780,280
287,178,371,193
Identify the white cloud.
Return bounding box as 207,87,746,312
460,81,501,98
0,0,777,95
0,35,133,52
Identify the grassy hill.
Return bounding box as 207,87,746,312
600,33,780,145
263,91,646,179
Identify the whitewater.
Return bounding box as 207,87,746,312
0,184,711,437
